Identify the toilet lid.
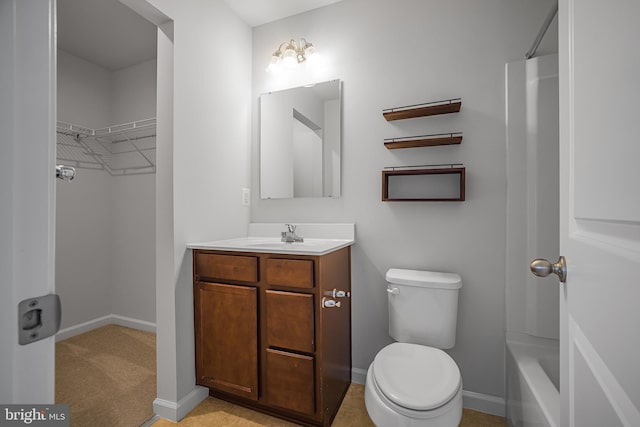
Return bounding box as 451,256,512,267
372,342,461,411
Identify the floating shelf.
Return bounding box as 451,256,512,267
383,98,462,121
384,132,463,150
382,165,465,202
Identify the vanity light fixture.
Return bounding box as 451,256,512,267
266,38,319,72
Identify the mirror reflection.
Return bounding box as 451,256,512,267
260,79,341,199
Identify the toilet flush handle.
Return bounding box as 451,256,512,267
386,287,399,295
321,297,341,308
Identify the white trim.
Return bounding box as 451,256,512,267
111,314,157,334
139,415,160,427
56,315,112,341
56,314,157,341
351,367,368,385
462,390,505,417
153,386,209,422
152,398,177,421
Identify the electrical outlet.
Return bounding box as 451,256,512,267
241,188,250,206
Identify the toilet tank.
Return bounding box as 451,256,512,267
386,268,462,349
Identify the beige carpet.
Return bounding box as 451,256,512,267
56,326,505,426
152,383,506,427
56,324,156,427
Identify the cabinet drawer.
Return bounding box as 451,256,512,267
266,258,314,288
195,253,258,283
266,290,314,353
266,349,315,415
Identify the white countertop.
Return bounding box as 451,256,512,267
187,237,354,255
188,223,355,255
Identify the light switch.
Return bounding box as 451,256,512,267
242,188,250,206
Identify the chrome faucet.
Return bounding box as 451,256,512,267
281,224,304,243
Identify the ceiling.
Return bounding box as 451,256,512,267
223,0,343,27
57,0,343,71
57,0,157,71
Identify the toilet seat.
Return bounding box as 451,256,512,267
372,343,461,411
366,362,463,422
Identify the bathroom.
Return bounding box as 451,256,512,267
2,0,638,426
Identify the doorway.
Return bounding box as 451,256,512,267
55,0,158,424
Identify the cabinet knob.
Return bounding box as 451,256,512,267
322,297,341,308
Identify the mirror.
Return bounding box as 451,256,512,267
260,79,341,199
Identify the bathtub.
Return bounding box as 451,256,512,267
506,339,560,427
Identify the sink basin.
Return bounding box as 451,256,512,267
247,241,319,249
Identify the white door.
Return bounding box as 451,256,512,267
558,0,640,425
0,0,57,404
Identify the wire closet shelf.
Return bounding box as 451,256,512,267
56,118,157,176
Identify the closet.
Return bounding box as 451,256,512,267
55,38,157,340
55,0,158,424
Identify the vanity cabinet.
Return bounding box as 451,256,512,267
193,247,351,427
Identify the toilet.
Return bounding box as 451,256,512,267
364,268,463,427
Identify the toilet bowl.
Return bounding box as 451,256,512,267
364,269,463,426
364,343,462,426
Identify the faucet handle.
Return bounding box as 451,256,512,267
285,224,296,232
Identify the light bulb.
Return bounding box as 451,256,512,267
304,44,320,63
282,47,298,69
266,55,282,73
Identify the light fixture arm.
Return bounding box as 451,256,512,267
266,38,319,72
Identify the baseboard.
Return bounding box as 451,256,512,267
462,390,506,417
56,315,113,341
56,314,156,341
139,415,160,427
351,367,368,385
111,314,156,334
153,386,209,422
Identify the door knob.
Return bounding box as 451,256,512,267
530,256,567,283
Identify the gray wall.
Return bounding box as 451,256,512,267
147,0,252,412
56,50,156,329
56,50,113,328
251,0,556,400
111,59,157,324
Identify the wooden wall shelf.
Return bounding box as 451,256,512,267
383,98,462,121
382,166,466,201
384,132,463,150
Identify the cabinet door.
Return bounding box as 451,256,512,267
266,349,315,415
194,282,258,400
266,290,314,353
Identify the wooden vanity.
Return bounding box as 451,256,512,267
192,242,352,427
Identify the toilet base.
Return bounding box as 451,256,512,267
364,365,462,427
